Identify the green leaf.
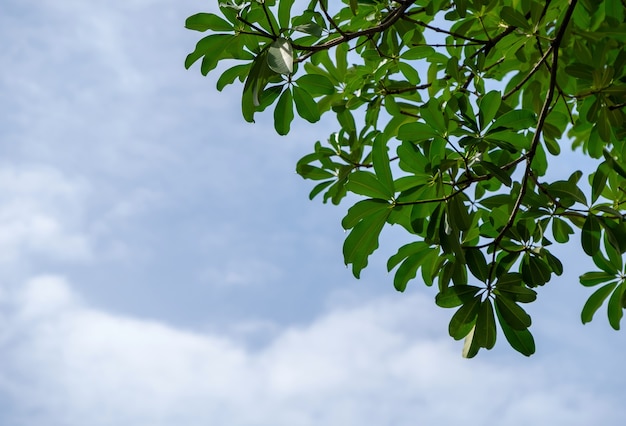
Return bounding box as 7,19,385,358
292,86,320,123
346,171,393,200
501,6,531,30
581,282,618,324
449,296,481,340
608,282,625,330
296,74,335,95
278,0,294,29
397,122,440,141
387,242,429,271
495,281,537,303
551,217,574,243
547,181,588,206
185,34,233,71
393,252,430,292
474,299,497,349
521,254,552,287
479,161,512,187
581,215,602,256
603,150,626,180
488,109,536,132
272,87,293,135
591,162,609,204
185,13,232,32
446,195,471,232
495,305,536,356
372,135,395,197
461,325,480,358
465,248,488,282
242,50,277,121
342,199,390,229
217,64,249,91
494,294,532,330
267,38,293,75
343,206,391,278
478,90,501,129
435,285,482,308
580,271,618,287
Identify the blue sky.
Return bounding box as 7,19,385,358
0,0,625,424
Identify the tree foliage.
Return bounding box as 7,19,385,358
185,0,626,357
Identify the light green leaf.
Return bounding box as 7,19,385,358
397,122,440,141
267,38,293,75
478,90,501,129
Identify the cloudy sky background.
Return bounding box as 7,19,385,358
0,0,624,424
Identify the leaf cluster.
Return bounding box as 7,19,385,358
186,0,626,356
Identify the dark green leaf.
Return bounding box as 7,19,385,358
185,13,232,32
479,161,512,187
500,6,531,30
296,74,335,95
435,285,482,308
465,248,488,282
495,305,535,356
581,215,602,256
607,282,625,330
278,0,294,29
343,206,391,278
474,299,497,349
581,282,618,324
495,294,532,330
372,135,395,197
547,181,588,206
488,109,536,132
346,171,393,199
274,87,294,135
580,271,618,287
449,296,481,340
551,217,574,243
292,86,320,123
342,199,390,229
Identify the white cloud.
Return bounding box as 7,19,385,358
0,165,92,264
1,276,623,426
